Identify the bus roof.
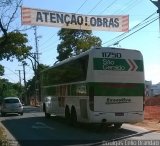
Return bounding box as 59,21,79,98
41,47,141,73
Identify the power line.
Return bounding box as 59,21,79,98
102,12,157,45
102,14,159,46
112,17,158,45
87,0,104,14
75,0,88,13
39,33,57,48
2,75,17,82
4,66,19,77
109,12,157,45
39,0,92,55
98,0,118,15
121,0,142,14
40,38,59,53
39,0,89,50
113,0,136,14
40,0,118,54
15,70,22,85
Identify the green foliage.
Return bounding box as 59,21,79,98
56,29,102,61
0,78,20,100
0,32,32,61
0,65,4,76
26,64,49,97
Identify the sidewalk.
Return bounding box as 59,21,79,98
133,119,160,132
0,124,7,145
0,122,19,145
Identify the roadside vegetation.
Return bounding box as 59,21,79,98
0,126,9,146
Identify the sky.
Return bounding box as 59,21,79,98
0,0,160,85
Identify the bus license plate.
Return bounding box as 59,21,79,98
115,113,124,116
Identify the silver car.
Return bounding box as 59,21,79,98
1,97,23,116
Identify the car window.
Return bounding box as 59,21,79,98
4,99,20,104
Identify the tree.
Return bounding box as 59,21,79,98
0,0,31,62
0,78,20,99
0,0,22,37
0,0,32,93
0,32,32,61
26,64,49,98
0,65,4,76
56,29,102,61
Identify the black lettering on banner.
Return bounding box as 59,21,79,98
42,12,49,22
89,17,119,28
35,11,121,29
56,13,64,23
90,17,96,26
64,14,70,26
50,13,56,23
77,16,83,25
97,18,102,26
36,12,43,22
114,18,119,27
85,17,88,26
109,18,114,27
103,18,109,27
71,14,77,25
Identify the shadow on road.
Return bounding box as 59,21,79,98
1,110,157,146
23,106,41,113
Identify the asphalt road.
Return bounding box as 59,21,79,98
1,106,160,146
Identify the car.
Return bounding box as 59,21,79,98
1,97,23,116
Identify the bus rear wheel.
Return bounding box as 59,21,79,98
70,106,77,126
65,106,70,123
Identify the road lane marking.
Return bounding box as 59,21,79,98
32,122,54,130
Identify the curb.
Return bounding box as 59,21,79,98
0,122,19,146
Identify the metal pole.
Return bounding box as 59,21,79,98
15,70,22,100
150,0,160,32
23,62,27,104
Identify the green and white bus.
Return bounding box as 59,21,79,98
41,47,144,128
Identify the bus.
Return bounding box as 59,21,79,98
41,47,144,128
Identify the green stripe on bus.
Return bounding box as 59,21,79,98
93,58,143,71
88,82,144,96
42,82,144,97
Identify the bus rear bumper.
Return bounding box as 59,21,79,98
89,111,144,124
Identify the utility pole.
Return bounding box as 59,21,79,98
150,0,160,32
34,26,41,105
15,70,22,100
22,63,27,88
34,26,39,64
22,61,27,105
15,70,22,87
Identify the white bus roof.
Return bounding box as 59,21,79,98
41,47,141,73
